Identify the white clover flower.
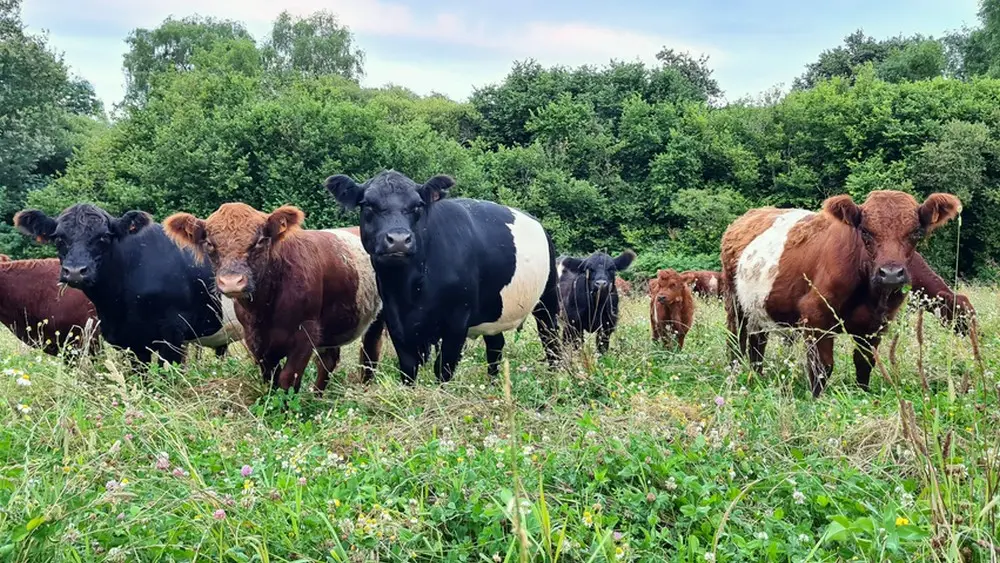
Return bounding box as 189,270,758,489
792,490,806,505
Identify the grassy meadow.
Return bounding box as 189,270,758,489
0,288,997,562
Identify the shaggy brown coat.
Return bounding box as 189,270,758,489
164,204,383,392
648,269,694,350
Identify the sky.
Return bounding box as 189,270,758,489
22,0,981,113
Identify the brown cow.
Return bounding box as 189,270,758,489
648,269,694,350
614,277,633,296
907,252,975,335
681,270,723,299
164,204,384,393
0,257,99,355
721,190,961,397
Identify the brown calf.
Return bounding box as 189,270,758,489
681,270,723,299
721,190,961,397
614,277,633,296
0,258,99,355
648,269,694,350
164,204,384,392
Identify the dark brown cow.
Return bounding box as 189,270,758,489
164,204,384,392
0,257,99,355
908,252,975,335
681,270,723,299
648,269,694,350
721,190,961,397
614,277,633,296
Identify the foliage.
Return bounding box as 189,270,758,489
0,0,104,221
8,5,1000,277
262,11,364,81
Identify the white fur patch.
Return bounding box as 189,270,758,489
188,295,243,348
735,209,815,331
468,209,551,337
708,276,719,294
323,229,382,341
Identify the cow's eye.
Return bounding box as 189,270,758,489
860,228,874,243
203,240,215,252
254,238,268,249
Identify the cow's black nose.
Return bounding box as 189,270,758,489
876,265,908,288
61,265,87,283
384,231,413,254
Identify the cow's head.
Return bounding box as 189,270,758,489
164,203,303,300
560,250,636,298
650,269,687,307
14,204,152,288
324,170,453,266
823,191,962,292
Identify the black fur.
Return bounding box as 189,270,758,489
557,250,635,354
324,170,561,384
15,204,230,366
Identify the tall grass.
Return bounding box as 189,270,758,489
0,285,996,561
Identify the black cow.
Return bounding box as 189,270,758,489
557,250,636,353
14,204,242,366
323,170,561,384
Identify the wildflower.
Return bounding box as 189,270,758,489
213,509,226,520
155,453,170,471
665,477,677,491
241,464,253,477
615,546,625,559
492,554,501,563
646,492,656,503
582,510,594,528
754,532,768,541
613,531,624,541
120,478,129,488
172,467,189,478
16,374,31,387
224,494,235,507
797,533,810,543
116,512,125,521
298,477,307,487
16,403,31,414
2,368,16,376
243,479,254,492
792,490,806,505
105,480,119,492
714,396,724,407
895,516,910,526
62,465,71,474
704,553,716,562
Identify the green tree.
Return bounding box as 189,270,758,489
263,11,364,80
123,15,253,105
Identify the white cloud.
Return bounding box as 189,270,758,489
24,0,721,108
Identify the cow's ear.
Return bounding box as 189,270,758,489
919,193,962,233
614,249,636,270
822,194,862,228
113,210,153,238
561,257,584,272
648,278,659,296
264,206,304,241
13,210,57,244
163,212,207,252
419,175,454,204
324,174,365,211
